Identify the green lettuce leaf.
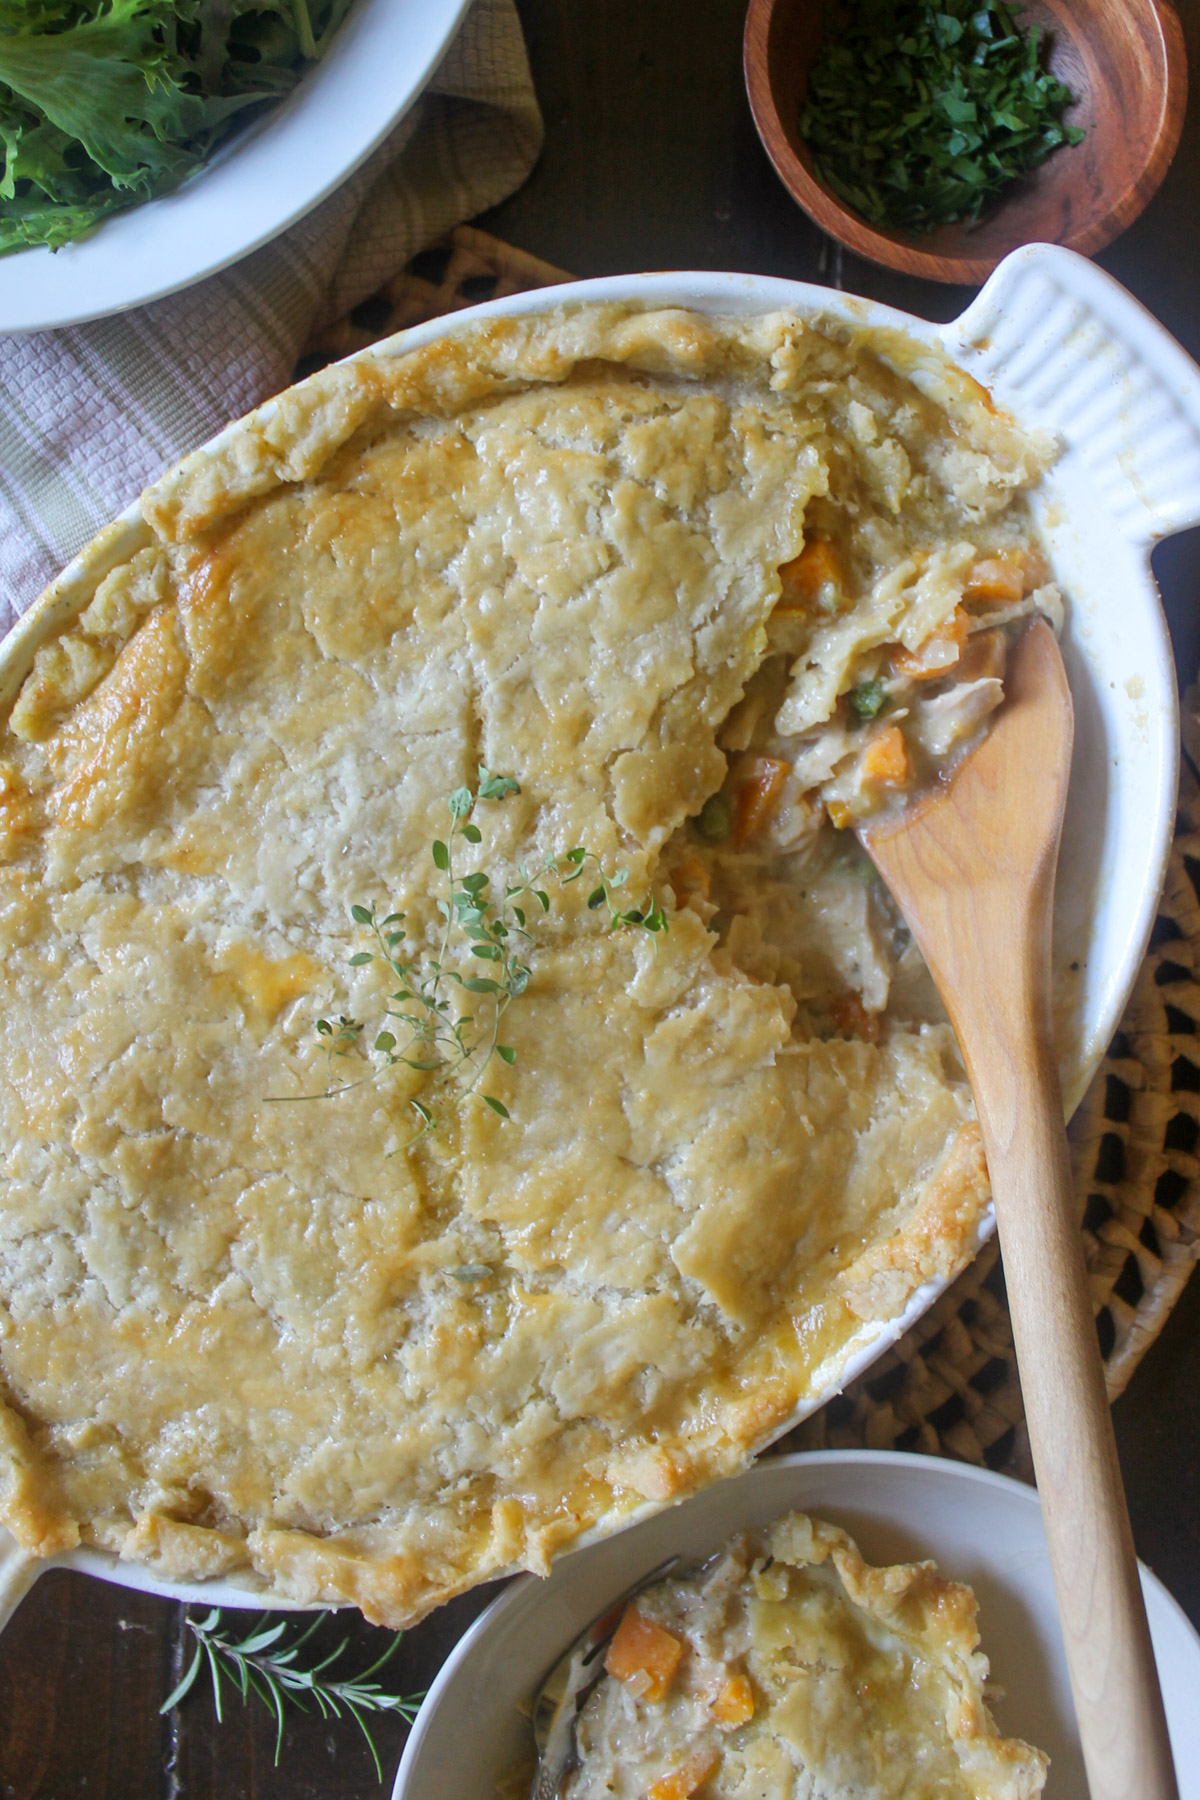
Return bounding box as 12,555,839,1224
0,0,351,253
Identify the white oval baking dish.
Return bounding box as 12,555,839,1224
2,242,1199,1635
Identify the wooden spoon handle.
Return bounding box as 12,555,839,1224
864,622,1177,1792
972,980,1179,1800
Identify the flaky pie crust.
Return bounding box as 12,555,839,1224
0,305,1050,1623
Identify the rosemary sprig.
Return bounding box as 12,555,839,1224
160,1608,421,1781
286,768,666,1145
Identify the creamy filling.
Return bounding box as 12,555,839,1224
555,1511,1048,1800
664,539,1059,1037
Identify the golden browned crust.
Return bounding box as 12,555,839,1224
837,1120,991,1321
0,305,1048,1622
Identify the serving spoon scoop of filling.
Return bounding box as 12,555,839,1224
860,618,1177,1800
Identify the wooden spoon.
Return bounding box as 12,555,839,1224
860,619,1177,1799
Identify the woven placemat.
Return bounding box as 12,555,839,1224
297,227,1200,1485
296,224,571,377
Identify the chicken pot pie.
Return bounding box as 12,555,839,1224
555,1511,1048,1800
0,305,1061,1624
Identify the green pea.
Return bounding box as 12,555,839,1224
694,792,734,842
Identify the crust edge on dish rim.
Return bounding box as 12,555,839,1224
0,243,1195,1629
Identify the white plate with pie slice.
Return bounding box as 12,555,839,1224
394,1449,1200,1800
0,0,470,332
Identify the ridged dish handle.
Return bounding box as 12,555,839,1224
0,1526,39,1636
945,243,1200,548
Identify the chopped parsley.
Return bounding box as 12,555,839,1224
799,0,1085,236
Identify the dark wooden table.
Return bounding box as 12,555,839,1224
3,3,1199,1794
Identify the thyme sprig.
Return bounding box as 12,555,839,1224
561,844,672,935
322,768,532,1138
292,769,666,1144
160,1608,420,1781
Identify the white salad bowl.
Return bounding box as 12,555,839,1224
392,1450,1200,1800
0,0,471,332
2,241,1199,1636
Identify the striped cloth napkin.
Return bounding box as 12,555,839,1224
0,0,542,636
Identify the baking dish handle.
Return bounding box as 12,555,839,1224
945,242,1200,548
0,1527,39,1637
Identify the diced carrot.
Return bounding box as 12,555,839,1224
827,799,852,830
712,1673,755,1728
646,1746,721,1800
776,539,846,614
861,725,909,786
962,553,1024,605
889,608,969,681
605,1607,684,1702
669,849,711,911
962,545,1048,607
828,990,882,1046
732,755,791,847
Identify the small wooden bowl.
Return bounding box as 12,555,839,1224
744,0,1188,284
